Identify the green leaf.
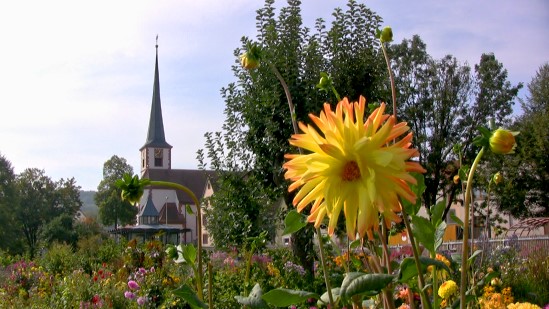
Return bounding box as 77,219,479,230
172,284,207,309
185,204,195,215
340,272,394,300
398,256,451,283
319,288,340,305
398,258,420,283
435,221,447,251
411,215,435,254
450,212,464,227
467,250,483,266
262,289,318,307
234,283,269,309
431,200,446,227
458,167,468,182
401,173,426,215
282,210,308,235
182,244,197,264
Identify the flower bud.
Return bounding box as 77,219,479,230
240,52,260,70
380,26,393,43
489,128,518,154
493,172,503,185
453,174,460,184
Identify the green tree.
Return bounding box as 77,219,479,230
39,213,78,248
95,155,137,229
496,63,549,217
14,168,82,257
0,153,22,254
390,37,522,221
199,0,386,272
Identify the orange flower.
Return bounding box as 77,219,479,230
283,96,425,240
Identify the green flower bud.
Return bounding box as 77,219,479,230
493,172,503,185
379,26,393,43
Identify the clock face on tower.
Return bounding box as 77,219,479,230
154,148,163,158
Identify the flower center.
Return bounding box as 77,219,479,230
342,161,361,181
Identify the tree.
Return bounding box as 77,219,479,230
495,63,549,217
14,168,82,257
95,155,137,229
39,213,78,248
200,0,387,272
0,153,22,254
390,37,522,220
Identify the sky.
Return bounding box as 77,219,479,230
0,0,547,191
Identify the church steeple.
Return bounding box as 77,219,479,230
142,36,172,150
140,37,172,174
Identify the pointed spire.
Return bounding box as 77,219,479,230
142,36,172,150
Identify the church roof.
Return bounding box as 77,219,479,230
141,41,172,150
139,193,159,217
159,202,185,225
143,169,216,204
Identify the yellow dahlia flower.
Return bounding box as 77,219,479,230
438,280,458,299
283,96,425,240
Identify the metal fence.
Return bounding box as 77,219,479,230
438,235,549,256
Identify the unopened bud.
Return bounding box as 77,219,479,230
380,26,393,43
489,128,518,154
493,172,503,185
453,174,460,184
240,52,260,70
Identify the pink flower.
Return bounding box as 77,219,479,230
137,296,147,306
128,280,140,290
124,291,135,299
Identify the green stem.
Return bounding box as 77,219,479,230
208,262,213,308
149,180,204,301
380,42,397,118
268,62,299,138
316,227,335,308
459,147,485,309
401,212,432,309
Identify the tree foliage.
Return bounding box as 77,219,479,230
95,155,137,229
495,63,549,217
390,36,522,219
0,153,22,254
14,168,82,258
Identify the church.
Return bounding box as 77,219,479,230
117,41,215,247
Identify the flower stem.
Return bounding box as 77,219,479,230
401,212,432,309
268,62,299,138
380,42,397,118
149,180,204,301
459,147,485,309
316,227,335,308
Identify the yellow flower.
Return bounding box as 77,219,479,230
428,253,451,280
489,128,518,154
284,97,425,239
507,302,542,309
438,280,458,299
240,52,260,70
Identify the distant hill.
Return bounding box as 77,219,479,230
79,190,98,219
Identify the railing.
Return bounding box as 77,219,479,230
438,235,549,256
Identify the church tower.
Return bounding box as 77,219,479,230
140,38,172,175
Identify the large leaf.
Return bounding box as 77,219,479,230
339,272,394,300
450,211,464,227
234,283,269,309
411,215,435,254
431,200,446,227
282,210,308,235
401,173,426,215
319,288,340,306
182,244,197,265
172,284,207,309
435,221,447,251
262,288,319,307
398,257,452,283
